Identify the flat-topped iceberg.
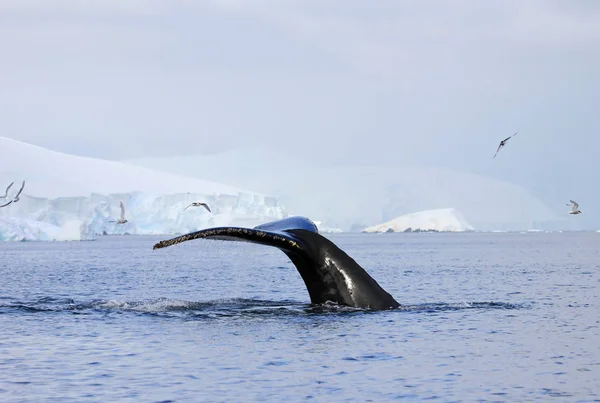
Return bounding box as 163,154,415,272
0,191,287,241
0,137,287,241
128,146,564,232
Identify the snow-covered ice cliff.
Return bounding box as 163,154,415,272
0,137,286,241
128,146,564,232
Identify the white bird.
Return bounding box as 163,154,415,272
0,180,25,207
493,131,518,159
184,202,211,213
566,200,582,215
12,181,25,203
117,201,128,223
109,201,129,224
1,182,14,199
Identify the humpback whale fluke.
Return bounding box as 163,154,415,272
153,216,400,310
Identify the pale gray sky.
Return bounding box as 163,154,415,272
1,0,599,223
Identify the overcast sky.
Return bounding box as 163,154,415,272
1,0,599,214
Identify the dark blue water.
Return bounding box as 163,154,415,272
1,232,599,402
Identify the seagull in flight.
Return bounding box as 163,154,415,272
12,181,25,203
184,202,211,212
109,201,129,224
566,200,582,215
117,201,128,223
0,180,25,207
1,182,14,199
493,131,518,159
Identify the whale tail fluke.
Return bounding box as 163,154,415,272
153,226,303,252
153,216,400,310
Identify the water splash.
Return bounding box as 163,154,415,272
0,296,524,319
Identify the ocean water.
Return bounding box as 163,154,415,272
1,232,599,402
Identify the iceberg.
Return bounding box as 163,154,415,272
362,208,475,233
312,220,344,234
128,146,565,232
0,217,89,242
0,191,286,240
0,137,287,241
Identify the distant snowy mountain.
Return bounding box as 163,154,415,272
0,137,286,241
362,208,474,233
0,136,256,198
128,146,565,232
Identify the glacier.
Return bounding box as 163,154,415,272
0,191,286,242
0,137,286,241
128,146,566,232
0,217,89,242
362,208,475,233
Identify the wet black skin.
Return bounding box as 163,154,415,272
153,216,400,310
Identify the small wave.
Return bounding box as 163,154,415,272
0,296,310,318
0,296,78,312
398,301,527,312
0,296,526,318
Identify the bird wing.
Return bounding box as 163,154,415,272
570,200,579,209
493,144,502,158
184,203,193,210
502,131,518,143
201,203,211,213
2,181,14,198
0,199,13,208
13,181,25,200
120,201,126,221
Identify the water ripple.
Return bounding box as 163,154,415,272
1,232,599,402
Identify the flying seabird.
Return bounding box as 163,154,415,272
109,201,129,224
117,201,128,223
0,180,25,206
184,202,211,213
1,182,14,199
493,131,518,159
12,181,25,203
566,200,582,215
